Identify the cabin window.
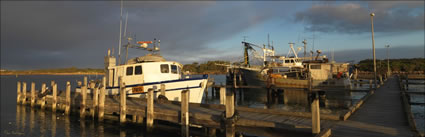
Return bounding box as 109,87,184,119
171,65,178,74
126,66,133,75
160,64,169,73
135,65,142,75
285,60,290,63
311,65,321,69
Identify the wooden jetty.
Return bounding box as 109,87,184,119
16,76,334,137
331,76,419,137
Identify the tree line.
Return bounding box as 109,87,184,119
356,58,425,73
182,60,230,74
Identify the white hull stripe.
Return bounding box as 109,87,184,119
126,85,202,95
105,75,208,89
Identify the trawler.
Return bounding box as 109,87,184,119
77,39,208,103
232,40,351,90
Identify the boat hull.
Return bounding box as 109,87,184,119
76,76,208,103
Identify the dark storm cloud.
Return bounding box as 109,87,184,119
295,2,424,34
1,1,290,70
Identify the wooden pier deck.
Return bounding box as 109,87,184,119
15,77,334,137
331,76,415,137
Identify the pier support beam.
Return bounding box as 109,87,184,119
181,90,189,137
92,85,98,119
80,85,87,118
146,88,154,132
98,77,106,121
369,80,373,90
119,77,126,124
311,93,320,134
30,82,35,107
22,82,27,105
17,81,21,104
225,90,235,137
65,81,71,115
41,83,46,110
160,84,166,96
220,87,226,105
52,83,57,112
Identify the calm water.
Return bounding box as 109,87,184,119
404,79,425,133
2,75,404,136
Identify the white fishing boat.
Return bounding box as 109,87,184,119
77,39,208,103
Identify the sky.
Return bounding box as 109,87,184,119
1,1,424,70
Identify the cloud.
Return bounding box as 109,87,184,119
295,1,424,34
1,1,292,70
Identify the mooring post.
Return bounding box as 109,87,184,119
65,81,71,115
98,77,106,121
147,88,154,132
89,81,95,89
160,84,166,96
119,77,126,124
379,75,383,85
225,90,235,137
91,85,99,119
52,83,57,112
41,83,46,110
31,82,35,107
220,87,226,105
181,90,189,137
311,93,320,134
17,81,21,104
22,82,27,105
80,85,87,118
84,76,88,87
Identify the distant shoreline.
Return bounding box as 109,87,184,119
0,72,104,76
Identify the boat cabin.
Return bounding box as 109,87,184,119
105,54,182,87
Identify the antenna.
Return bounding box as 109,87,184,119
124,11,129,39
267,34,270,48
118,0,123,65
243,36,248,42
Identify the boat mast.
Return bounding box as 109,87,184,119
118,0,123,65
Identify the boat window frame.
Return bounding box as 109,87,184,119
171,65,178,74
160,64,169,73
135,65,142,75
126,66,134,76
311,64,321,70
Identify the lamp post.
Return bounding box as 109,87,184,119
370,13,377,88
385,45,390,76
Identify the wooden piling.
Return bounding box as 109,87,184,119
22,82,27,105
65,81,71,115
379,75,383,85
84,76,88,86
91,85,98,119
17,81,21,104
220,87,226,105
30,82,35,107
119,77,126,124
52,83,57,112
80,85,87,118
147,88,154,132
311,94,320,134
41,83,46,109
98,77,106,121
225,90,235,137
181,90,189,137
369,80,373,89
160,84,166,96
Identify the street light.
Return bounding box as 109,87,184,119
385,45,391,76
370,13,377,88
